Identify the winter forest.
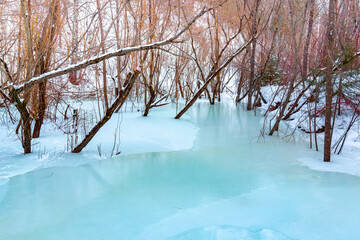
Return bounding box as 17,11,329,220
0,0,360,239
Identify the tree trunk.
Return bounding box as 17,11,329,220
323,0,336,162
72,71,139,153
269,0,302,135
9,88,32,154
282,83,312,120
21,112,32,154
33,0,60,138
246,0,260,110
302,0,315,81
281,0,314,122
96,0,109,111
143,86,156,117
235,51,248,103
33,81,47,138
268,77,296,135
175,38,254,119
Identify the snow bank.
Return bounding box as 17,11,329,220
298,155,360,177
192,91,360,178
0,104,198,184
259,85,360,177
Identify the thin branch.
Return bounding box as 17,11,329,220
9,2,229,94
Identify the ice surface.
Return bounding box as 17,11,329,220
0,104,197,181
167,226,292,240
259,85,360,177
1,103,360,240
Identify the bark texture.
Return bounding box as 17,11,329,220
323,0,336,162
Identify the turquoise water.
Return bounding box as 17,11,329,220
1,103,360,239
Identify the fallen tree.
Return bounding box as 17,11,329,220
72,71,140,153
175,37,255,119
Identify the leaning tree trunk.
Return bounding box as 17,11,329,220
268,76,296,135
282,83,312,120
72,71,140,153
175,37,254,119
281,0,315,121
269,0,302,136
9,88,32,154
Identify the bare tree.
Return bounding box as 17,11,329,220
2,2,227,154
72,71,140,153
246,0,261,110
175,37,255,119
323,0,336,162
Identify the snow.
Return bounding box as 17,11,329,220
1,102,360,240
298,154,360,177
185,89,360,179
11,5,213,94
186,90,360,179
11,39,177,93
0,104,198,186
2,86,360,181
258,84,360,177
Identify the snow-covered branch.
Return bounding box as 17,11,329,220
11,1,228,94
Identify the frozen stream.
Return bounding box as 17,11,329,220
1,103,360,239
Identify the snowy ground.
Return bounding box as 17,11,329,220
1,91,360,186
2,101,360,240
259,85,360,177
0,103,198,187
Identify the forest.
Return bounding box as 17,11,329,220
0,0,359,159
0,0,360,239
